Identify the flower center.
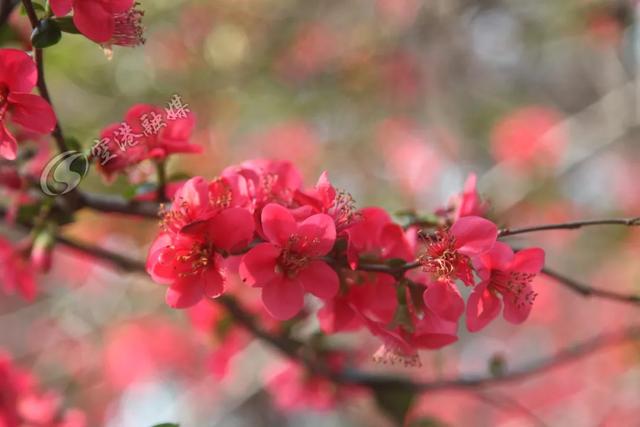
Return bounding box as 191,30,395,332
419,230,464,280
490,270,538,308
329,190,359,231
275,235,313,278
108,4,145,47
160,201,194,234
175,242,214,277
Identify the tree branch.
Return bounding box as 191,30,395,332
499,217,640,237
33,233,640,394
77,191,160,218
542,267,640,306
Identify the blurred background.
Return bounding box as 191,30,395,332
1,0,640,425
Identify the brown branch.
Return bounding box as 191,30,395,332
31,233,640,394
542,267,640,306
499,217,640,237
77,191,160,218
21,0,68,154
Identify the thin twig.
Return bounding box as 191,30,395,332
21,0,68,154
499,217,640,237
542,267,640,306
78,191,160,218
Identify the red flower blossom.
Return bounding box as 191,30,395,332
146,178,255,308
239,203,339,320
50,0,144,46
345,206,413,269
0,351,86,427
467,242,545,331
0,49,56,160
0,237,37,301
419,216,498,321
447,173,488,220
94,103,200,180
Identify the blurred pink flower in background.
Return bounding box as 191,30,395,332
0,49,55,160
376,119,443,198
275,23,338,81
491,106,567,173
103,318,202,391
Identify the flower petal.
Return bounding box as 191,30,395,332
73,0,114,43
503,290,534,324
261,277,304,320
146,233,175,284
202,268,225,299
296,213,336,256
466,280,501,332
450,216,497,256
238,243,280,287
297,260,339,300
510,247,545,274
166,277,204,309
0,49,37,92
261,203,296,246
0,123,18,160
8,93,56,134
422,279,464,322
208,208,255,252
413,308,459,349
50,0,73,16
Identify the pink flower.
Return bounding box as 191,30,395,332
448,173,488,220
466,242,545,332
94,103,200,180
50,0,144,46
239,203,339,320
124,103,200,158
419,216,498,321
0,49,56,160
345,207,413,269
293,171,359,233
491,106,566,172
318,273,397,334
222,159,304,211
0,237,37,300
146,179,255,308
0,350,86,427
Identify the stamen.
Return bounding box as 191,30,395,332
106,3,145,49
330,189,360,231
419,230,464,280
372,344,422,368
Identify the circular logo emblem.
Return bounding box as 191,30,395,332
40,151,89,196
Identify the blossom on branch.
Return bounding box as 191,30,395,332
0,49,56,160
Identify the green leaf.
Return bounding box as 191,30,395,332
151,424,179,427
373,387,416,425
31,19,61,48
54,16,81,34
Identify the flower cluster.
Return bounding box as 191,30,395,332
0,49,56,161
0,350,86,427
92,102,200,180
146,159,545,363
